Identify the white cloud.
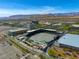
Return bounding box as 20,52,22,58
0,6,66,17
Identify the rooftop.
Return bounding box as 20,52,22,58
9,28,27,32
58,34,79,48
72,24,79,27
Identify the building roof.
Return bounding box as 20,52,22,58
9,28,27,32
58,34,79,48
72,24,79,27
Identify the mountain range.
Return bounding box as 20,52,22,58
1,12,79,20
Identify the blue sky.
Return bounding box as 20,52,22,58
0,0,79,17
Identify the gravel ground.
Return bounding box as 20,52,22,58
0,42,19,59
0,26,23,59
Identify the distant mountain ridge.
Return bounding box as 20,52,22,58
1,12,79,20
7,12,79,17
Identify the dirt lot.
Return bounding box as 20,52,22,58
0,26,23,59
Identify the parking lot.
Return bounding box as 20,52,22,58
0,26,22,59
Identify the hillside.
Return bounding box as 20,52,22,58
0,12,79,22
